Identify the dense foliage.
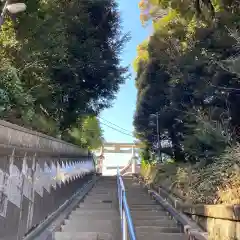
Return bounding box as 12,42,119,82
0,0,128,149
67,116,104,150
134,0,240,163
141,145,240,204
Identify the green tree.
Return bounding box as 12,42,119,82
68,116,103,150
0,0,129,148
134,0,240,163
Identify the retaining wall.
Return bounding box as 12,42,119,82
0,120,94,240
138,174,240,240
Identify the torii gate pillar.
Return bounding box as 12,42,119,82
97,146,104,174
131,146,137,174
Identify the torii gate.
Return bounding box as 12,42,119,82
95,142,143,175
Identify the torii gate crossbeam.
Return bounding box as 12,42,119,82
95,142,142,175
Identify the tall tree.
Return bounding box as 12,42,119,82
68,116,103,150
134,0,240,163
0,0,129,147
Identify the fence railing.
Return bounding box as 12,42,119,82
117,168,136,240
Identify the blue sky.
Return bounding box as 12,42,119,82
100,0,150,143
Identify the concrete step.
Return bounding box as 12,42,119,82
125,195,152,199
131,208,165,212
128,202,162,208
127,200,157,205
61,221,119,233
88,192,116,195
125,196,154,200
134,219,178,227
87,194,116,197
127,195,150,199
128,203,159,206
125,190,148,192
85,196,117,201
70,209,118,217
89,190,116,193
63,219,120,228
68,214,120,222
81,198,116,204
91,185,116,187
79,203,114,209
92,186,116,188
136,226,181,233
131,210,168,217
93,183,116,186
126,196,151,199
86,193,117,198
84,194,115,198
126,193,149,196
55,231,113,240
125,191,149,194
137,232,187,240
93,196,116,200
88,190,116,192
132,214,170,220
129,206,164,211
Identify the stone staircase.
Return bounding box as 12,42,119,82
54,176,188,240
123,177,187,240
54,176,120,240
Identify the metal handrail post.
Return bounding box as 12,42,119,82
117,167,123,231
122,209,128,240
117,166,137,240
123,195,136,240
121,189,124,233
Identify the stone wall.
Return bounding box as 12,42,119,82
157,184,240,240
182,204,240,240
0,120,88,156
0,120,95,240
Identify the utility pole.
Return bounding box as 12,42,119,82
156,112,162,162
150,112,162,162
156,112,160,162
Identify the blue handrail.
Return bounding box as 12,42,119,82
117,167,137,240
